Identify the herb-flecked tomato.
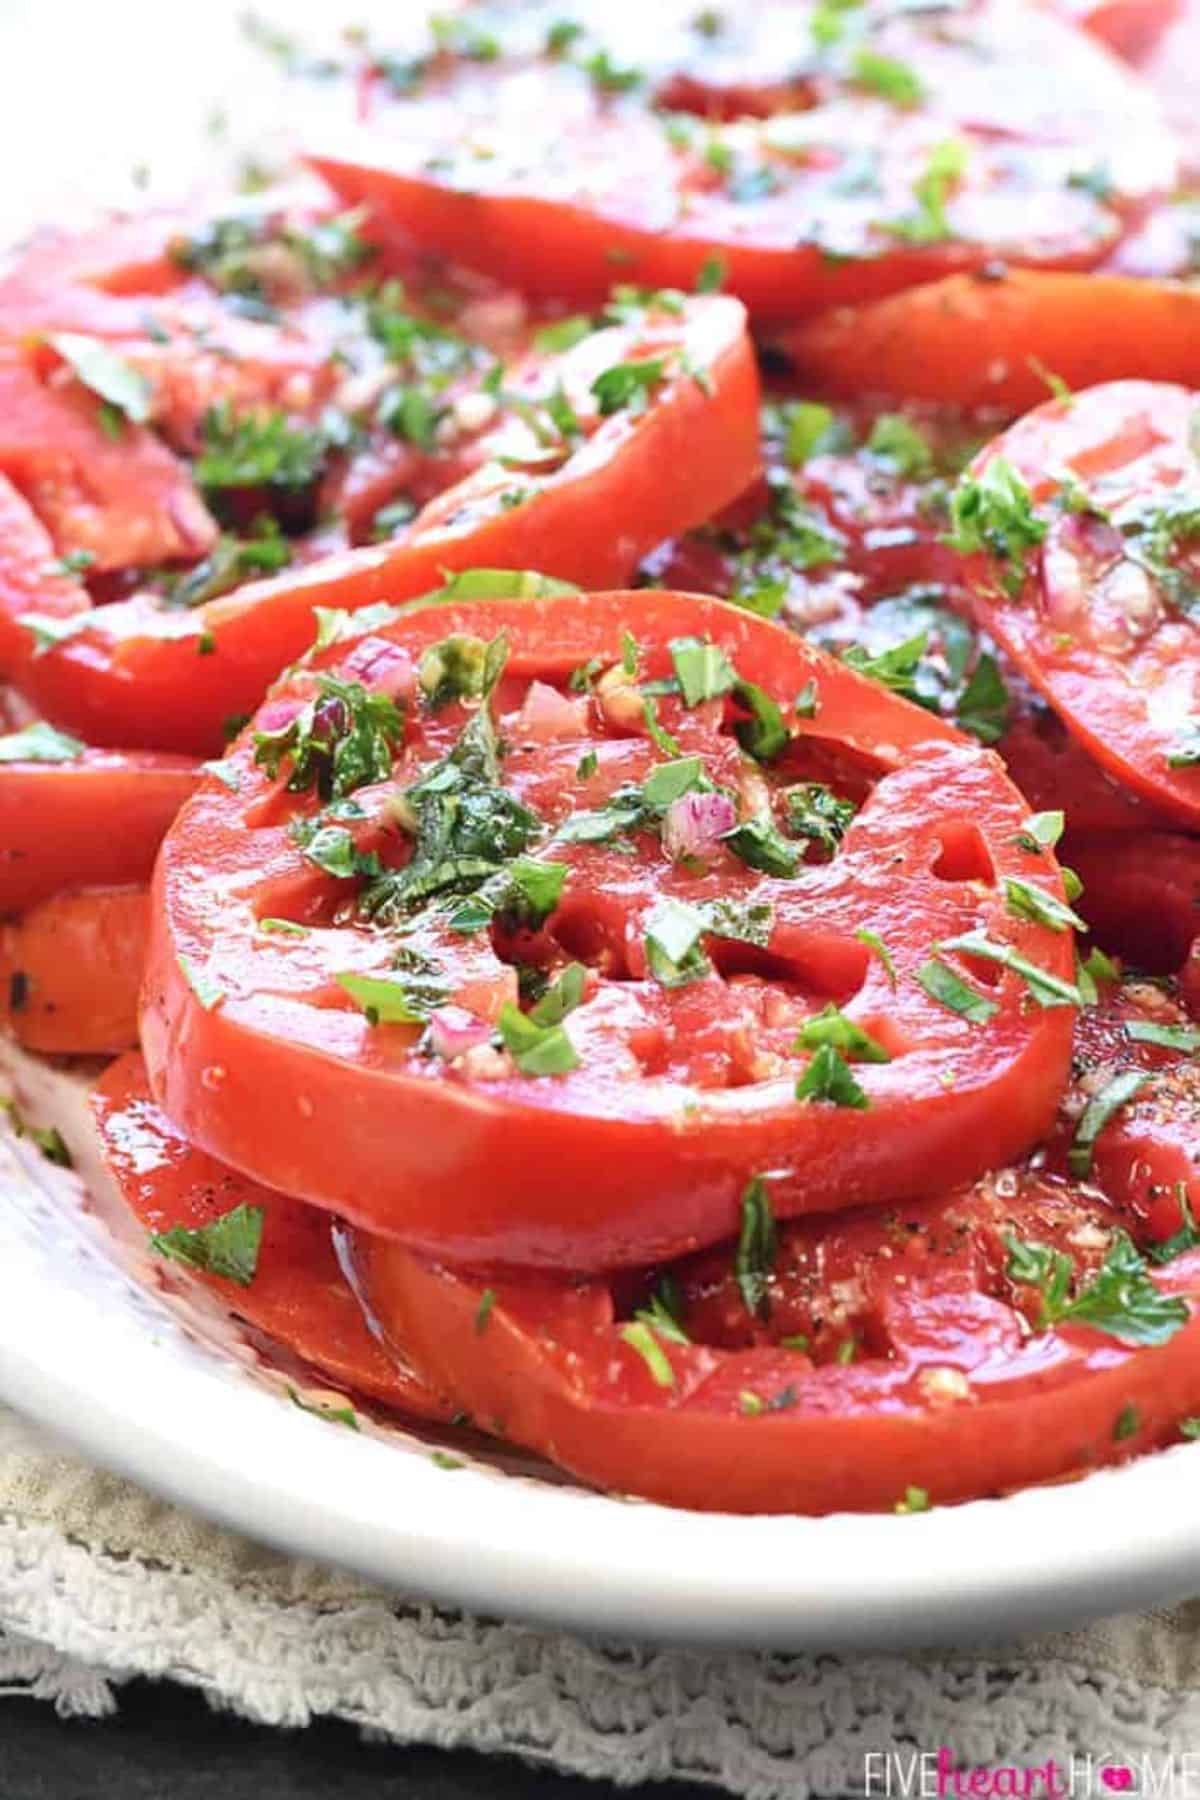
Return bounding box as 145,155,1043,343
348,1164,1200,1514
953,381,1200,828
0,734,199,913
18,296,759,754
312,0,1175,322
90,1052,450,1421
778,272,1200,415
1,886,148,1055
1049,969,1200,1245
142,586,1077,1271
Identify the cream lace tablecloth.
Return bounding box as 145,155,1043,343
3,1404,1200,1796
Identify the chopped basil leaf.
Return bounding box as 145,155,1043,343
590,355,669,417
254,675,403,801
857,927,897,988
938,930,1081,1008
954,652,1009,745
866,412,934,479
1114,1401,1140,1442
842,631,929,702
150,1201,264,1286
0,721,85,764
797,1004,890,1064
669,636,736,706
884,138,969,245
1003,877,1086,934
947,457,1046,592
474,1288,496,1334
695,253,727,293
642,755,705,808
497,1002,580,1075
641,694,682,756
734,1176,777,1319
337,971,431,1025
1068,1070,1150,1176
795,1043,870,1108
1126,1021,1200,1054
1013,810,1065,853
288,1385,359,1429
781,400,836,469
645,896,710,988
732,678,789,762
619,1320,676,1387
533,314,594,353
293,821,382,882
784,783,855,856
528,963,586,1027
915,957,998,1025
722,813,798,878
47,332,151,424
852,47,924,107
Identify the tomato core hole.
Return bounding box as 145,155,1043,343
931,822,995,886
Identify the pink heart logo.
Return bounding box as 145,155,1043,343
1102,1768,1133,1791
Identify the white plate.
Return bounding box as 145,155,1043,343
2,0,1200,1651
2,1045,1200,1650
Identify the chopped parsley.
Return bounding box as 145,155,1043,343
590,355,669,416
884,139,969,245
784,783,855,857
150,1201,264,1287
194,402,330,500
947,457,1047,592
1005,1230,1187,1346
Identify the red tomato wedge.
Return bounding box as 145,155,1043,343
18,297,759,754
312,0,1175,322
0,344,216,574
142,587,1076,1271
955,381,1200,828
778,273,1200,414
349,1165,1200,1513
0,736,199,913
0,473,88,679
1,886,148,1055
90,1052,449,1420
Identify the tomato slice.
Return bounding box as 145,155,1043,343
141,586,1075,1270
1065,831,1200,971
1058,0,1182,60
89,1052,449,1419
18,297,760,753
0,344,216,573
0,473,89,680
996,676,1170,837
778,272,1200,415
1,886,148,1055
311,1,1175,321
349,1163,1200,1513
0,741,199,913
956,380,1200,827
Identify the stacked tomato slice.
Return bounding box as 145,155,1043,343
4,0,1200,1514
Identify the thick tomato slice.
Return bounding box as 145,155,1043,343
349,1165,1200,1513
0,738,199,913
90,1052,449,1420
996,676,1171,838
956,381,1200,828
1,886,148,1055
0,473,89,680
142,587,1075,1270
777,272,1200,415
19,297,759,754
312,1,1175,321
0,344,216,573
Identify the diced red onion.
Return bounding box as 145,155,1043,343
662,790,737,861
428,1005,492,1061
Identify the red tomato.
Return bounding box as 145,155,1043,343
0,742,199,913
0,473,89,680
956,381,1200,828
90,1052,450,1420
142,587,1075,1270
312,0,1175,321
0,343,216,574
349,1165,1200,1513
997,676,1171,836
1065,831,1200,971
19,297,760,753
1,886,148,1055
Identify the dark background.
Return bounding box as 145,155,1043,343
0,1682,714,1800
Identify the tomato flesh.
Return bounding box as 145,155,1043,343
1,887,148,1055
